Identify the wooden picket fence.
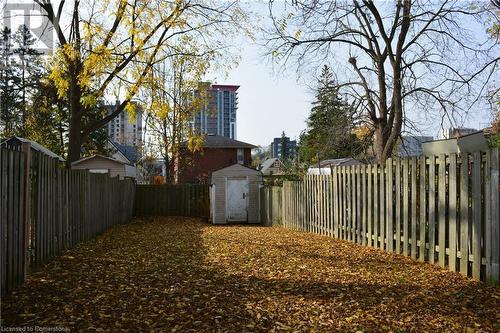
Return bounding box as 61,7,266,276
263,149,499,284
134,184,210,218
1,147,135,297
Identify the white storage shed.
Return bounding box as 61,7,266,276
210,164,263,224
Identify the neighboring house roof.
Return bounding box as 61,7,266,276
202,135,257,149
1,136,65,161
211,163,262,176
422,130,488,155
108,140,138,163
316,158,364,167
261,158,279,170
71,154,128,166
260,158,285,174
183,135,257,149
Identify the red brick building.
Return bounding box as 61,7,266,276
178,135,256,183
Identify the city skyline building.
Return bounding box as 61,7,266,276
270,135,297,159
106,101,143,147
191,83,239,139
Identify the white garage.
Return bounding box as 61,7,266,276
210,164,263,224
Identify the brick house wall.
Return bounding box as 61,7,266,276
178,147,252,183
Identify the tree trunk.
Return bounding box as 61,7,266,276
163,154,171,183
66,69,83,167
163,138,171,184
21,54,26,135
374,124,384,162
374,109,402,163
67,113,82,166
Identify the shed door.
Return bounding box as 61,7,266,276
226,178,249,222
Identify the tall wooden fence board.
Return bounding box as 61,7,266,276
134,184,210,218
263,149,499,283
1,148,135,297
0,148,25,296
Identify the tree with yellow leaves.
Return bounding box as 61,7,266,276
34,0,249,165
143,54,212,183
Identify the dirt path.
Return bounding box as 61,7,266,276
2,217,499,332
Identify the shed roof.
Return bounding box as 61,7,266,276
317,158,364,167
108,140,138,163
212,163,262,176
1,136,65,161
71,154,128,166
184,135,257,149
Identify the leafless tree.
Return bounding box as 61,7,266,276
266,0,500,161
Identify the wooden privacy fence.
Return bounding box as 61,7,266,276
1,148,26,298
268,149,499,284
134,184,210,218
1,147,135,297
260,185,283,226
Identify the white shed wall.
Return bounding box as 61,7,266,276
211,164,262,224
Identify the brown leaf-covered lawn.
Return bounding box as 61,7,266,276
2,217,499,332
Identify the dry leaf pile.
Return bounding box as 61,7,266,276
2,217,499,332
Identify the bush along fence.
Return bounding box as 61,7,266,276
134,184,210,218
1,146,135,297
262,149,499,284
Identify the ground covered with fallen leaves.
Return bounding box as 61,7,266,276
2,217,499,332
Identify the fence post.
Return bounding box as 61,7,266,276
367,164,372,247
20,143,31,279
438,154,446,268
449,154,458,272
428,155,436,264
471,152,482,280
410,158,417,259
487,148,499,283
386,158,393,252
282,182,286,228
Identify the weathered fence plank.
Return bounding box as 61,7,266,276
387,159,393,252
449,154,458,272
471,152,482,280
367,164,372,247
134,184,209,218
402,158,409,256
396,159,401,254
438,154,446,268
419,155,427,262
410,158,417,260
268,149,498,283
1,147,135,297
488,149,499,283
428,155,436,264
356,166,362,244
374,164,379,248
361,165,368,245
380,162,386,251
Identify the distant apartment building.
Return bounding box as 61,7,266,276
398,136,434,157
106,102,143,147
191,83,239,139
270,135,297,159
440,127,477,139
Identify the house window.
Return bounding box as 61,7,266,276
237,149,244,164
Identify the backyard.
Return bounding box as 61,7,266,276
2,217,499,332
